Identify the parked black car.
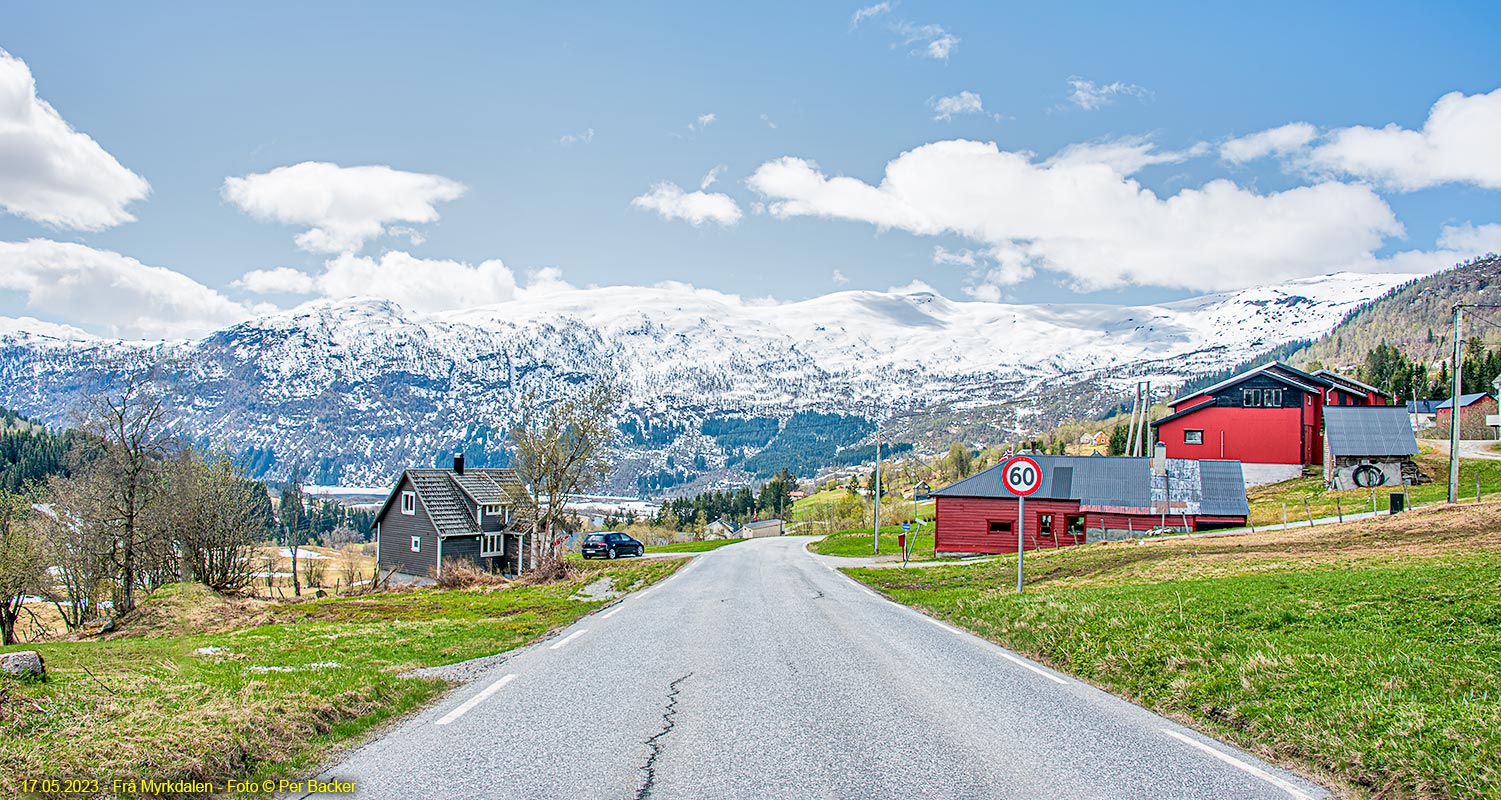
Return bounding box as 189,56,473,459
581,532,645,559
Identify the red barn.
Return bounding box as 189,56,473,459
1151,363,1388,484
932,453,1248,556
1435,393,1499,434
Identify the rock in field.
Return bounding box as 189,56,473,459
0,651,45,678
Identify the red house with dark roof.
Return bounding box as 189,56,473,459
1151,363,1389,484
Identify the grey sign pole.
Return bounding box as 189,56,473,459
1016,495,1025,594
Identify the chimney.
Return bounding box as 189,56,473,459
1152,441,1168,476
453,452,464,475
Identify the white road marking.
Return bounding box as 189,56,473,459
601,605,624,619
998,652,1069,685
1160,728,1314,800
435,674,515,726
635,588,653,600
549,629,587,650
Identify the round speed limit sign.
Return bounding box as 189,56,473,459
1000,456,1042,496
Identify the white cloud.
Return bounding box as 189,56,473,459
701,165,727,190
850,2,891,28
0,49,150,230
0,240,253,339
1046,136,1209,175
897,22,958,60
222,162,466,253
688,113,717,133
930,91,993,122
761,114,778,130
316,251,519,313
1066,76,1150,111
832,269,850,285
1302,87,1501,191
559,128,595,146
232,266,317,295
1219,122,1318,164
748,139,1421,294
631,181,742,227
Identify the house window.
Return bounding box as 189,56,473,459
1038,514,1054,536
1242,388,1262,407
483,504,510,522
401,491,416,515
481,532,504,557
1066,516,1086,536
410,536,421,553
987,520,1012,534
1184,429,1204,445
1264,388,1282,407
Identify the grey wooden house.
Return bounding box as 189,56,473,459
1322,406,1421,490
374,454,533,581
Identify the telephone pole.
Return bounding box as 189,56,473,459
873,434,882,554
1450,304,1463,504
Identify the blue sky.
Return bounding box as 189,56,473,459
2,1,1500,337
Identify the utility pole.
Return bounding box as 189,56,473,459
873,434,882,554
1450,304,1463,504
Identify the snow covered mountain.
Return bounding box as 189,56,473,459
0,272,1413,493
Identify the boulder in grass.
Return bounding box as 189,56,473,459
0,651,45,678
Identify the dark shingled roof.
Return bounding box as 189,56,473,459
377,467,532,537
932,454,1248,516
1324,406,1420,457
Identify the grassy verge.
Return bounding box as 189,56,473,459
1247,447,1501,527
0,559,679,798
646,538,744,554
808,528,938,560
844,503,1501,798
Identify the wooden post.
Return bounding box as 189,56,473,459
1477,473,1482,503
1304,498,1314,527
1335,497,1342,523
1282,503,1288,529
1371,487,1377,515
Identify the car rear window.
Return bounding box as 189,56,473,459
586,534,607,543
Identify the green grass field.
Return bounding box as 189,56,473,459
646,538,744,554
0,559,679,797
807,528,938,560
844,503,1501,798
1247,447,1501,527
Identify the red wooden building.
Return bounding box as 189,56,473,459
932,453,1248,556
1151,363,1388,478
1435,392,1498,432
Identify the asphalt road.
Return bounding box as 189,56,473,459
306,537,1326,800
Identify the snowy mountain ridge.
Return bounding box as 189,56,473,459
0,272,1414,492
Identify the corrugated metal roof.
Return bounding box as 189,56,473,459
1435,392,1491,410
932,455,1247,516
1324,406,1420,457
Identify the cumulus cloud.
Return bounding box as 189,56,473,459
1066,76,1150,111
850,2,891,28
897,22,958,60
1302,87,1501,191
559,128,594,146
700,165,727,190
0,49,150,230
631,178,742,227
314,251,518,313
221,162,466,253
0,239,253,339
232,266,317,295
747,139,1426,295
1046,136,1209,175
1219,122,1318,164
930,91,994,122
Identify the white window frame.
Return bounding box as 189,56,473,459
410,535,421,553
400,491,416,515
1184,429,1204,445
481,532,505,557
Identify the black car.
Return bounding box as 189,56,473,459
581,532,645,559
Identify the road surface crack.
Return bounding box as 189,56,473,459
634,672,692,800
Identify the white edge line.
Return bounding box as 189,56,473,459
435,674,515,726
601,605,623,619
1160,728,1314,800
549,629,587,650
998,652,1069,685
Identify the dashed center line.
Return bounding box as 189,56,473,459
435,674,515,726
549,629,587,650
1160,728,1314,800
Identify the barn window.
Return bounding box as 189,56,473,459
1242,388,1262,407
401,491,416,515
1264,388,1283,407
1038,514,1054,536
1184,429,1204,445
481,532,504,557
987,520,1012,534
1066,516,1086,535
410,536,421,553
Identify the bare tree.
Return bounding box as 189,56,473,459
510,381,621,575
36,474,113,630
173,449,267,593
77,379,173,614
279,465,308,597
0,492,48,645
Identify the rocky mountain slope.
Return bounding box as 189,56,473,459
0,272,1416,494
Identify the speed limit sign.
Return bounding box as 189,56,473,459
1001,456,1042,496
